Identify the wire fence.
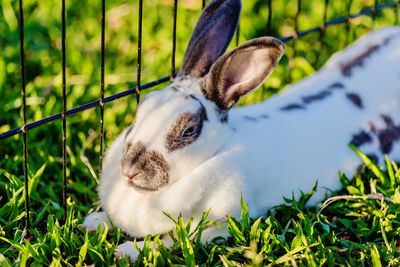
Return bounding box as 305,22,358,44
1,0,399,235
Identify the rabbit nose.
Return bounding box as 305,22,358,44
120,141,170,191
120,141,145,178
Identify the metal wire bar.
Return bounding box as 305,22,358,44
61,0,67,223
1,0,399,141
235,23,240,46
99,0,105,174
372,0,379,29
373,0,379,19
344,0,353,47
316,0,329,67
262,0,273,101
0,76,170,140
18,0,30,235
288,0,301,83
202,0,206,9
266,0,273,36
171,0,178,81
396,0,399,24
136,0,143,104
279,1,397,42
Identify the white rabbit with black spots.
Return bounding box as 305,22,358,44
84,0,400,262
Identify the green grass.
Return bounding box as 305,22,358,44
1,0,400,265
1,151,400,265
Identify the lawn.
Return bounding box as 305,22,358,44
0,0,400,265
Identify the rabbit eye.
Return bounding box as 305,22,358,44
166,107,208,152
182,125,196,138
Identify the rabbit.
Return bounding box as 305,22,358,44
84,0,400,261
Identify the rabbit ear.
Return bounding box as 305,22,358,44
178,0,241,79
202,37,285,110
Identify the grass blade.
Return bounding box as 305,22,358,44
241,195,250,232
176,216,196,266
227,215,246,245
349,144,387,184
370,244,382,267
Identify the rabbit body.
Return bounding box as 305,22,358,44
84,0,400,261
228,26,400,214
99,26,400,232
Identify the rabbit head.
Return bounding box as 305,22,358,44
121,0,285,192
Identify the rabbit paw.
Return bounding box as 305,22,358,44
115,241,140,263
82,211,112,232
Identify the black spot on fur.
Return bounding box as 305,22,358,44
177,92,200,101
244,115,258,122
382,114,394,127
350,131,372,147
378,114,400,154
220,113,228,123
351,115,400,155
215,107,229,123
379,130,397,154
280,103,306,111
327,82,345,90
383,36,393,45
281,82,346,112
346,93,363,109
339,34,397,77
302,90,332,104
340,45,380,77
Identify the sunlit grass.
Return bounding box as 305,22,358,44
1,151,399,265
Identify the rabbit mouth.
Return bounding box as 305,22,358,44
124,173,147,191
124,171,168,192
124,173,139,187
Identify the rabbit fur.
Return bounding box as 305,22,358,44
84,0,400,261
